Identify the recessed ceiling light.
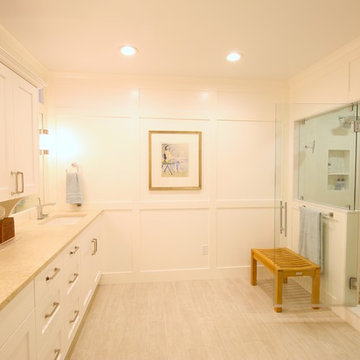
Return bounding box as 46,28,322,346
226,52,242,62
120,45,138,56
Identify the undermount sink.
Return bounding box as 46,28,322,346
40,214,86,225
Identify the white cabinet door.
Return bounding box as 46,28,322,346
0,62,13,200
80,222,101,310
0,64,39,201
0,311,37,360
12,74,39,197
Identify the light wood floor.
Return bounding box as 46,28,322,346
69,278,360,360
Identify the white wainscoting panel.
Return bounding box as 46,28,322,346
139,89,215,119
139,209,209,271
216,120,275,200
216,91,280,121
100,211,133,273
51,77,138,116
216,208,274,268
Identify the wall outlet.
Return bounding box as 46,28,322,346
202,244,208,256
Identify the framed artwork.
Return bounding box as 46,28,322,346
149,130,202,190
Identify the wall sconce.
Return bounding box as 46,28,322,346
39,128,50,155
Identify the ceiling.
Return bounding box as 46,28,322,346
1,0,360,79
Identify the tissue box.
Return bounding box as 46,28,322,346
0,217,15,244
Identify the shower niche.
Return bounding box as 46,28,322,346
327,149,350,191
297,104,358,209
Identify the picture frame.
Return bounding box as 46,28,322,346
149,130,202,190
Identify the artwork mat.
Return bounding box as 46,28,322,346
149,130,202,190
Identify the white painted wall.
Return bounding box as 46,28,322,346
47,75,287,282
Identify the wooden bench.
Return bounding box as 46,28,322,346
251,247,320,313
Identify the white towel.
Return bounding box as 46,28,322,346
66,172,83,206
299,207,323,269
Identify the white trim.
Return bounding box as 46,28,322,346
99,266,269,283
0,46,47,88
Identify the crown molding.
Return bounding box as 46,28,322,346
0,45,47,88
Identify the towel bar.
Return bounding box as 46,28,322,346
301,206,333,219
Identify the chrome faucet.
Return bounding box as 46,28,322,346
36,198,56,220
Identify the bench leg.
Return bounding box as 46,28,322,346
251,250,257,285
312,268,320,309
274,270,283,313
283,276,288,284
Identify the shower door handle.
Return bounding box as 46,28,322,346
280,201,283,234
279,201,287,237
284,201,287,237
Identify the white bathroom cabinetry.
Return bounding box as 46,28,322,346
33,217,101,358
0,283,37,360
0,61,39,201
0,215,102,360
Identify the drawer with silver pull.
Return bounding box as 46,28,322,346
63,293,81,352
64,261,81,298
35,286,62,348
63,238,82,267
37,325,63,360
34,252,64,303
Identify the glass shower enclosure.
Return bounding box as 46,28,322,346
274,103,359,311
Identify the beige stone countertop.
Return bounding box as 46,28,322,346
0,209,103,312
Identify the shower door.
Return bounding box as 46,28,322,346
273,103,359,311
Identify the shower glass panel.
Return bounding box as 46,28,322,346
298,104,357,209
273,103,359,311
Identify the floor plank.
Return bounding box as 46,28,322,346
69,279,360,360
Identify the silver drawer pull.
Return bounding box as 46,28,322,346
45,302,60,319
70,246,79,255
54,349,61,360
46,267,60,281
69,310,79,324
68,273,79,284
91,238,98,255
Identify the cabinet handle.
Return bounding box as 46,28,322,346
17,171,24,193
45,302,60,319
70,246,80,255
46,267,61,281
10,171,18,195
54,349,61,360
69,310,80,324
69,272,79,284
91,238,98,255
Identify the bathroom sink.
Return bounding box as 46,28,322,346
40,214,86,225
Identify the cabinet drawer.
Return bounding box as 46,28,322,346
35,287,62,348
63,238,82,266
0,282,34,347
35,253,64,302
38,326,63,360
64,261,81,298
63,294,81,352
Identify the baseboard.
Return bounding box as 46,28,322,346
100,265,269,284
333,306,360,333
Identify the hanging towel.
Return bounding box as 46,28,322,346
298,207,323,269
66,172,83,206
